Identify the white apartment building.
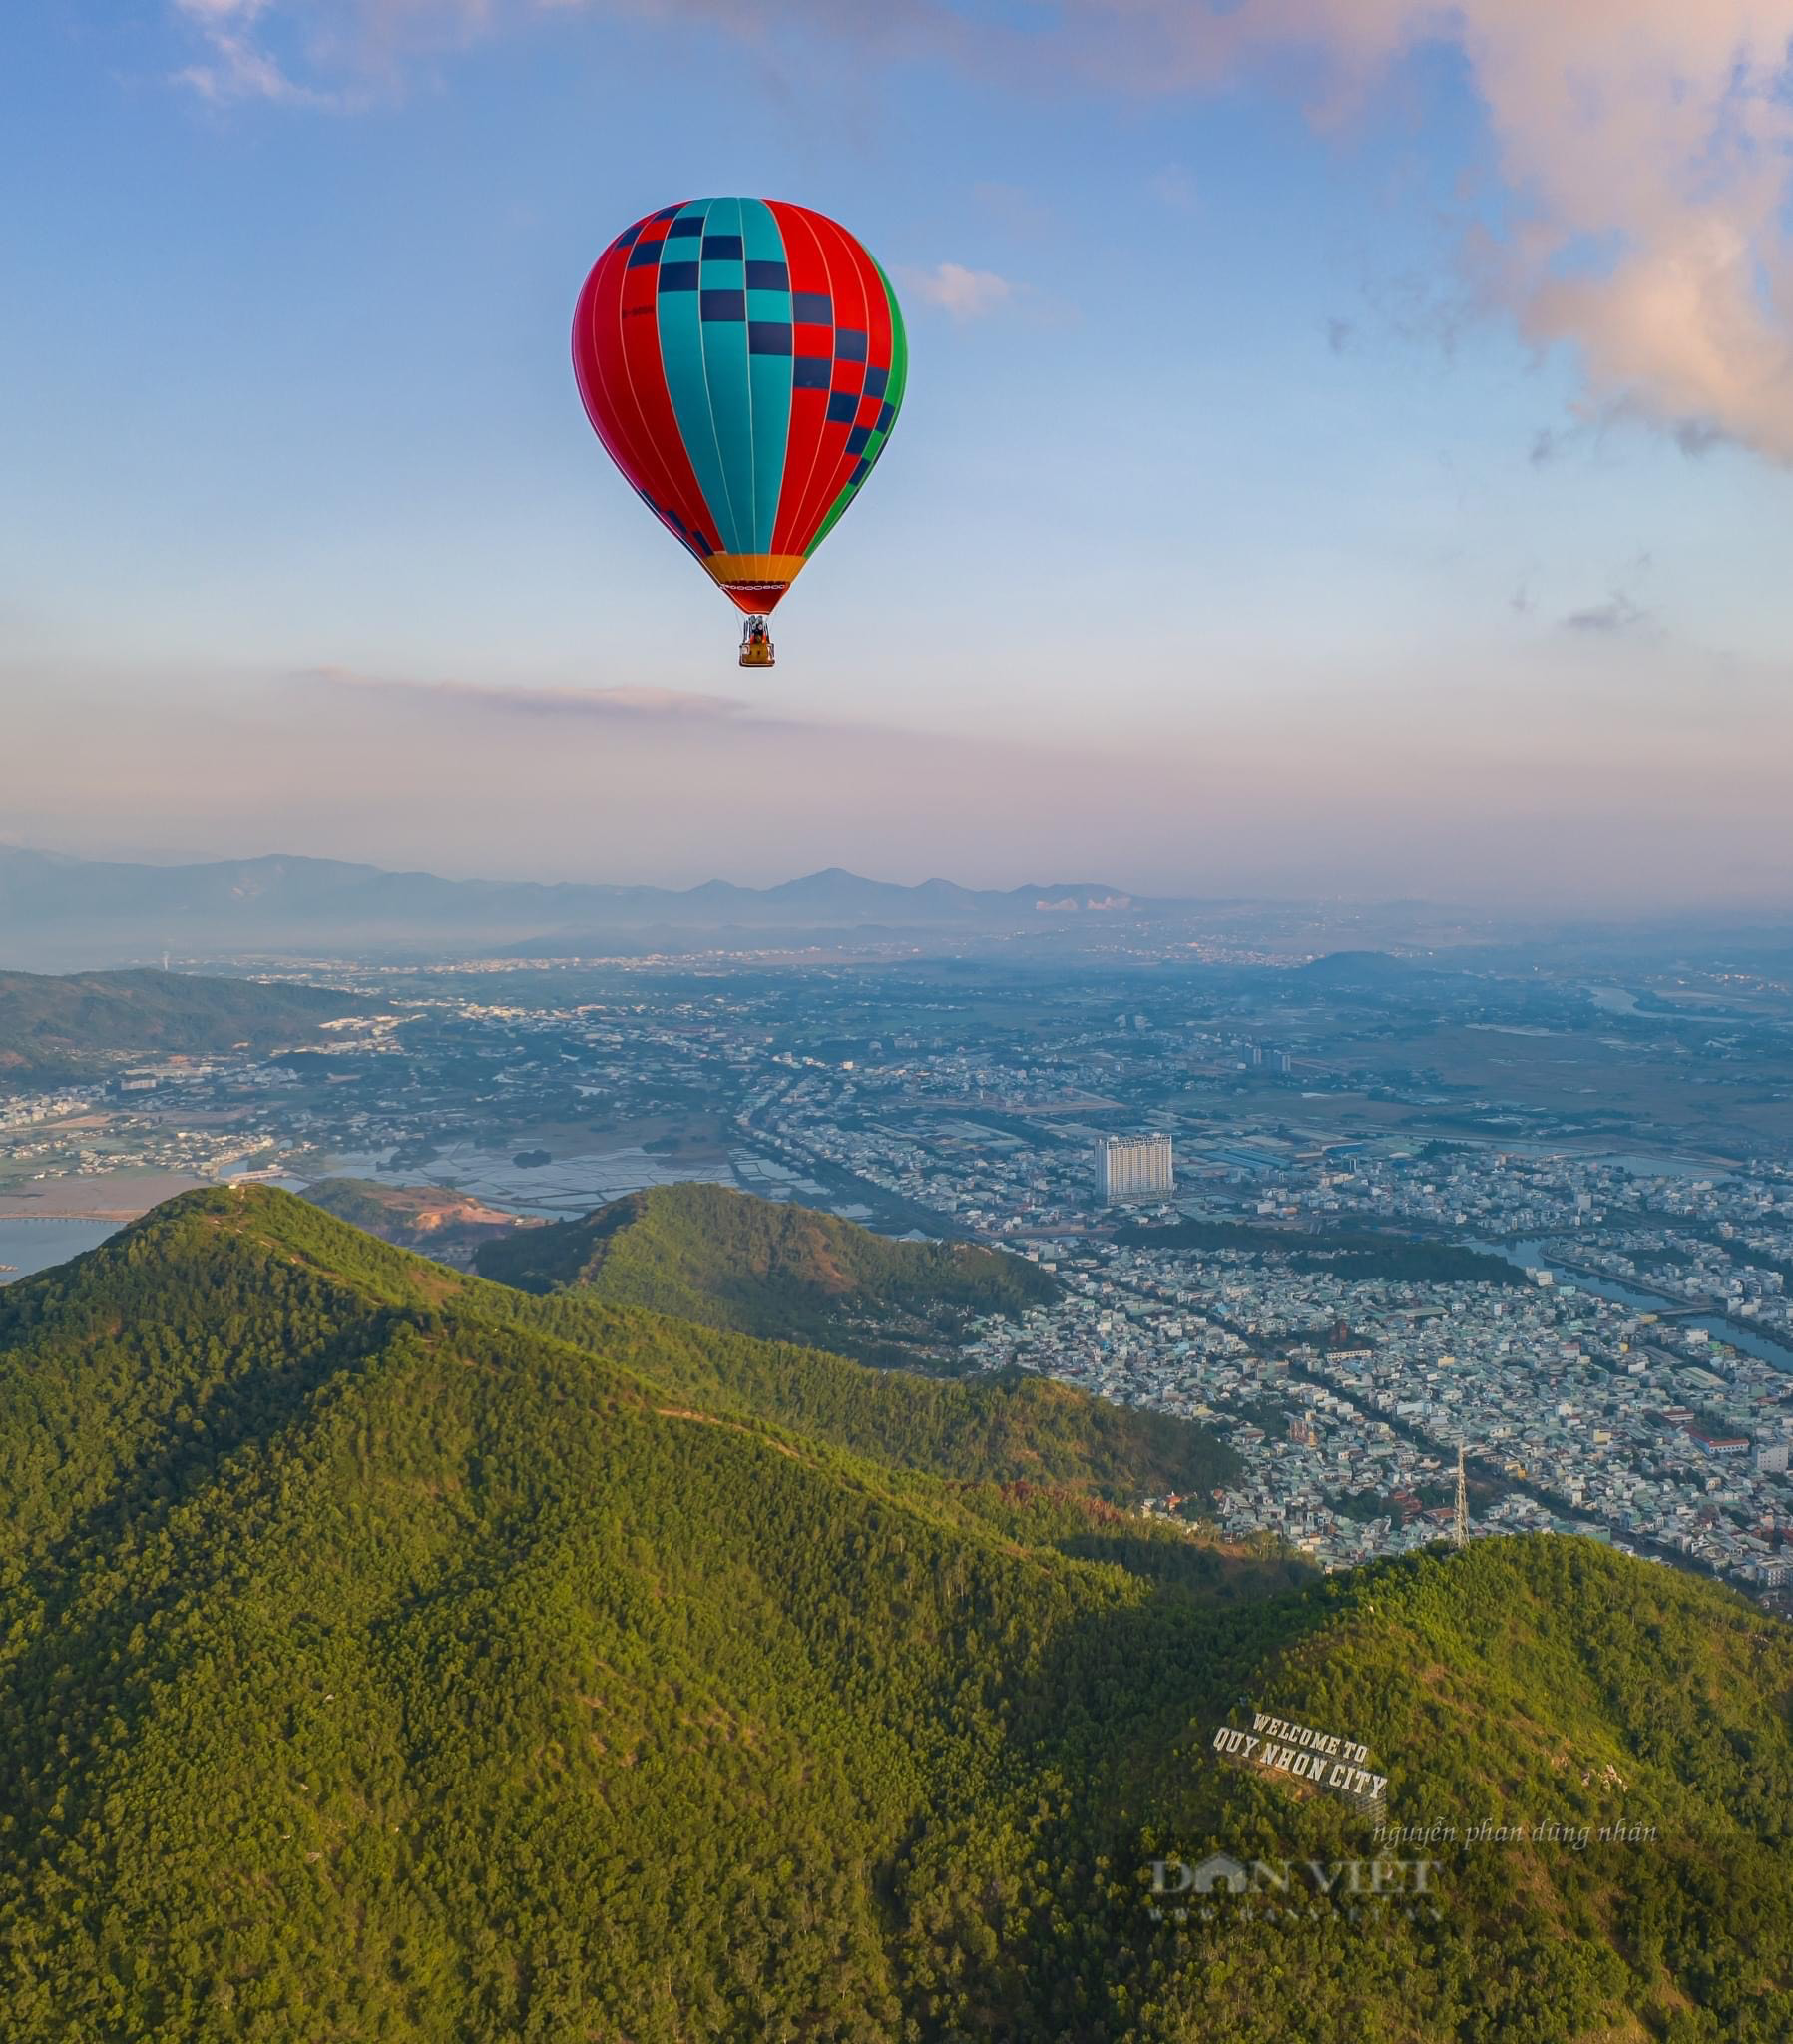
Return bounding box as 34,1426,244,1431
1094,1133,1173,1205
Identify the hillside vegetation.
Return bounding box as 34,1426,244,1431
0,968,360,1084
476,1180,1059,1364
0,1187,1788,2042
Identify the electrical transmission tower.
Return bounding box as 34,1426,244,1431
1452,1442,1469,1549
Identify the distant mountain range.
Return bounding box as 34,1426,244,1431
0,846,1144,966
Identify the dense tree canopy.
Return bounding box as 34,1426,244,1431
474,1179,1060,1363
0,1187,1787,2041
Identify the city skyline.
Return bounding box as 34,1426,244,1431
5,4,1793,907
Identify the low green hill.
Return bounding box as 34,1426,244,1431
0,967,360,1084
0,1187,1788,2043
475,1179,1059,1365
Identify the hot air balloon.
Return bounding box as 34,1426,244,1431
572,198,908,668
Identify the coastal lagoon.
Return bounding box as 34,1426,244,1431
0,1218,118,1284
315,1142,816,1219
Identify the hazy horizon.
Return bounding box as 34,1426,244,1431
6,825,1793,932
5,651,1791,914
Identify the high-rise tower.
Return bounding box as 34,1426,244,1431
1093,1134,1174,1206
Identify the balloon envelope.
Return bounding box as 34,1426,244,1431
573,198,907,615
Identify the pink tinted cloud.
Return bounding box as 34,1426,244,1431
896,261,1016,321
294,666,754,722
1039,0,1793,461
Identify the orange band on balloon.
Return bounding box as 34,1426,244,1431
703,553,809,614
705,553,808,585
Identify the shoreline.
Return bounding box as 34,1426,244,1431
0,1174,211,1224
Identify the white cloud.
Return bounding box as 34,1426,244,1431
167,0,488,104
171,0,337,103
897,260,1015,321
174,0,269,20
174,41,314,105
1052,0,1793,463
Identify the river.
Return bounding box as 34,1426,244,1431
1471,1238,1793,1375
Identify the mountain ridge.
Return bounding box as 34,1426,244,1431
0,845,1147,966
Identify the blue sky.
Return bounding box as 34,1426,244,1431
4,2,1791,907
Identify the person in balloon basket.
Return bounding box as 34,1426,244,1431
739,616,775,669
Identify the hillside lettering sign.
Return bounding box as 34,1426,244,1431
1213,1710,1388,1806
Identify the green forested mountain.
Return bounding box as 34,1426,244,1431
1,1187,1790,2043
475,1180,1059,1364
0,967,360,1083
